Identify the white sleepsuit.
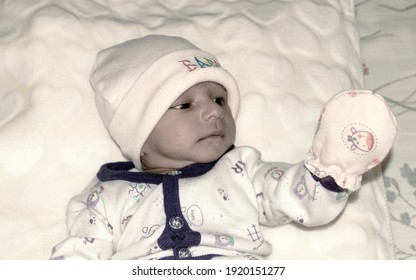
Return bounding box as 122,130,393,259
50,146,350,260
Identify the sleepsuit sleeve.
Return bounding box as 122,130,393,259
239,147,350,227
50,181,114,260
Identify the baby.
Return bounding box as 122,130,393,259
50,35,397,260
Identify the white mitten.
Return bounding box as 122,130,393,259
305,89,397,191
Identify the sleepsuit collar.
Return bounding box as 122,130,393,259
96,145,235,183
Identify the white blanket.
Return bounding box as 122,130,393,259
0,0,394,259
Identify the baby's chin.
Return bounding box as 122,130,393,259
195,144,233,163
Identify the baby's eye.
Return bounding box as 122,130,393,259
171,103,191,110
214,97,226,106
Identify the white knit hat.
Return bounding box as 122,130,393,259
90,35,240,169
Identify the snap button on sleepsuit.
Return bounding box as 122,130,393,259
169,216,184,229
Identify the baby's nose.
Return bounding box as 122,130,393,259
202,101,224,121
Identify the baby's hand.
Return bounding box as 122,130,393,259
305,90,397,191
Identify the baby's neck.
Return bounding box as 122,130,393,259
142,166,180,174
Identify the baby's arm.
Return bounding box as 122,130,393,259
253,90,396,227
50,182,114,260
250,158,349,227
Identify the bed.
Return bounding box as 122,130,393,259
0,0,410,260
357,0,416,260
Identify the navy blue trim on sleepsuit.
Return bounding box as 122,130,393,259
157,174,204,259
97,160,217,183
309,171,346,193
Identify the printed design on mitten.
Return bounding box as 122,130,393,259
342,123,378,155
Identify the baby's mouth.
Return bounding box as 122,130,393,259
199,130,224,141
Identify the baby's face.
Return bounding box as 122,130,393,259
141,82,236,172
